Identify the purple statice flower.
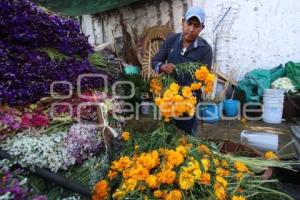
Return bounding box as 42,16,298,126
0,0,115,106
63,124,102,164
0,169,29,200
33,195,48,200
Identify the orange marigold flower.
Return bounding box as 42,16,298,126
195,66,209,81
221,160,229,168
165,150,184,167
204,85,213,94
157,170,176,185
165,190,182,200
145,175,159,189
154,190,164,198
182,86,193,98
232,195,246,200
234,161,249,173
179,171,195,190
150,78,162,96
169,82,180,94
216,176,228,188
214,159,220,167
137,150,160,170
264,151,279,160
123,178,137,191
197,144,211,155
214,183,226,200
131,166,149,181
176,145,188,157
108,170,118,180
201,158,210,172
199,172,211,185
191,82,202,91
216,167,230,177
111,156,132,172
205,73,215,85
92,180,109,200
121,131,130,141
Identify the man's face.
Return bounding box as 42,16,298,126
182,17,203,42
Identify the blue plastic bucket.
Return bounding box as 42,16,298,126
124,65,140,75
200,103,221,123
223,99,240,117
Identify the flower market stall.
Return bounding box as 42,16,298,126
1,1,300,200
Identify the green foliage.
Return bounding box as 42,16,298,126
39,48,69,62
162,62,201,86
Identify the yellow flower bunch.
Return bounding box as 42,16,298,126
154,83,197,122
150,65,215,122
93,140,256,200
195,65,215,94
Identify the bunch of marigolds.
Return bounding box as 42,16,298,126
150,65,215,122
93,136,255,200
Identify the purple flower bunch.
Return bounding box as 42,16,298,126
0,0,112,105
63,124,102,164
0,168,47,200
0,0,92,56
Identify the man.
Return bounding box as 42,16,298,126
152,6,213,135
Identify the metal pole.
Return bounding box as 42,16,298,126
0,150,91,198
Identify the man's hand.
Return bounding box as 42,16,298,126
160,63,176,74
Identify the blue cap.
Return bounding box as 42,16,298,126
185,6,206,24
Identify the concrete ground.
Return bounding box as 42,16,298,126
127,116,296,158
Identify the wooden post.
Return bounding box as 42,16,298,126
95,104,112,159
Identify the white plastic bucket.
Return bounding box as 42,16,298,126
241,130,278,151
263,89,285,124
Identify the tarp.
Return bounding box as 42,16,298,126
33,0,141,16
236,65,286,102
286,61,300,89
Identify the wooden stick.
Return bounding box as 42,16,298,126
111,30,123,73
95,104,112,159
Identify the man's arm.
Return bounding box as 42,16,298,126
152,39,169,73
202,45,213,70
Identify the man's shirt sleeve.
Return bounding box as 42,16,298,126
152,37,169,73
202,45,213,70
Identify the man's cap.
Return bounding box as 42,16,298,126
185,6,206,24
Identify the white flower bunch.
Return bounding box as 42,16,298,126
0,131,75,172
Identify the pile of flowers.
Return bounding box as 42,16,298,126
0,105,49,137
0,0,114,105
151,65,215,122
93,132,292,200
0,123,103,172
0,91,125,139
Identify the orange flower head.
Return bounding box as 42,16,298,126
165,190,182,200
234,161,249,173
92,180,109,200
195,66,209,81
199,172,211,185
264,151,279,160
122,131,130,141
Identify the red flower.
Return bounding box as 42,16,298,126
20,114,32,128
31,114,49,127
